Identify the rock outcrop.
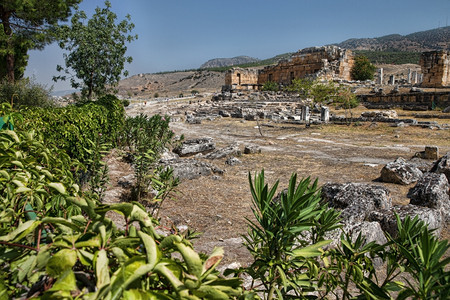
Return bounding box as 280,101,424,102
380,157,423,185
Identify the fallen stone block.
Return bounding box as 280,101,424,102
380,157,423,185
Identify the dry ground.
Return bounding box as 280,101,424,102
106,100,450,267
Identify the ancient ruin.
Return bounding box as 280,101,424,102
420,50,450,88
224,46,354,91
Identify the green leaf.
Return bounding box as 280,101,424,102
137,231,160,269
0,220,41,242
48,270,77,292
95,249,111,289
46,249,77,277
291,240,331,258
48,182,66,194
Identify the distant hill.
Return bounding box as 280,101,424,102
200,56,260,68
333,26,450,52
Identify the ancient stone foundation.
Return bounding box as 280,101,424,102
420,51,450,88
360,91,450,110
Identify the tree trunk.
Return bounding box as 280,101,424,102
1,7,15,83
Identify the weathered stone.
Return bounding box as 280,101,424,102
408,157,434,173
163,159,224,181
408,172,450,221
322,182,392,223
205,143,241,160
186,117,202,124
368,205,443,237
360,110,398,120
443,106,450,113
173,138,216,157
431,151,450,181
380,157,423,185
420,51,450,88
218,110,231,117
225,156,242,166
244,145,261,154
350,221,387,245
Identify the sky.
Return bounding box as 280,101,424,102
24,0,450,92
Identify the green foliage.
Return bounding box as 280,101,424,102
310,81,338,103
0,129,83,227
239,170,340,299
261,81,279,92
154,92,159,98
285,78,314,97
0,185,247,298
54,1,138,99
351,55,376,81
0,0,81,82
16,94,125,163
354,50,421,65
0,78,54,108
191,90,199,95
120,114,178,203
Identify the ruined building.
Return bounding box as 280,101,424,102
420,50,450,87
224,46,354,91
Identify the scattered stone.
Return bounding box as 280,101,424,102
408,157,434,173
225,156,242,166
380,157,423,185
361,110,398,120
173,138,216,157
118,174,134,188
244,145,261,154
322,182,392,223
205,143,241,160
443,106,450,113
163,158,224,181
350,221,387,246
218,110,231,117
369,205,443,237
424,146,439,160
186,117,202,124
408,172,450,222
431,151,450,181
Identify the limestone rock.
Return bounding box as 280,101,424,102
408,172,450,222
360,110,398,120
368,205,443,237
321,182,392,223
173,138,216,157
205,143,241,160
431,151,450,181
225,156,242,166
380,157,423,185
244,145,261,154
350,221,387,246
163,158,224,181
443,106,450,113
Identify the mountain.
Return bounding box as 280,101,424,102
200,56,260,69
333,26,450,52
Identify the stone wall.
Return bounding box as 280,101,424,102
360,91,450,110
224,68,259,90
258,46,354,85
420,51,450,87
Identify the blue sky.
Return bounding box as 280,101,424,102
24,0,450,92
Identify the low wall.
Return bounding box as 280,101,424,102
359,92,450,110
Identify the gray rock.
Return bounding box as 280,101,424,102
408,157,434,173
118,174,134,188
431,151,450,181
443,106,450,113
350,221,387,246
225,156,242,166
380,157,423,185
408,172,450,222
219,110,231,117
244,145,261,154
322,182,392,223
163,159,224,181
186,117,202,124
205,143,241,160
368,205,443,237
173,138,216,157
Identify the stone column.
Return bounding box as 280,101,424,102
389,75,395,85
407,69,412,84
378,68,384,85
321,106,330,123
301,106,310,122
413,71,418,84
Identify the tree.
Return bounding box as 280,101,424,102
54,1,137,100
351,55,376,81
0,0,81,82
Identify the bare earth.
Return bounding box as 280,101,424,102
105,99,450,267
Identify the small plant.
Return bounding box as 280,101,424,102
237,170,340,299
351,55,376,81
261,81,279,92
149,166,180,219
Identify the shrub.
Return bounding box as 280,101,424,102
0,78,54,108
261,81,279,92
351,55,376,81
16,94,125,163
